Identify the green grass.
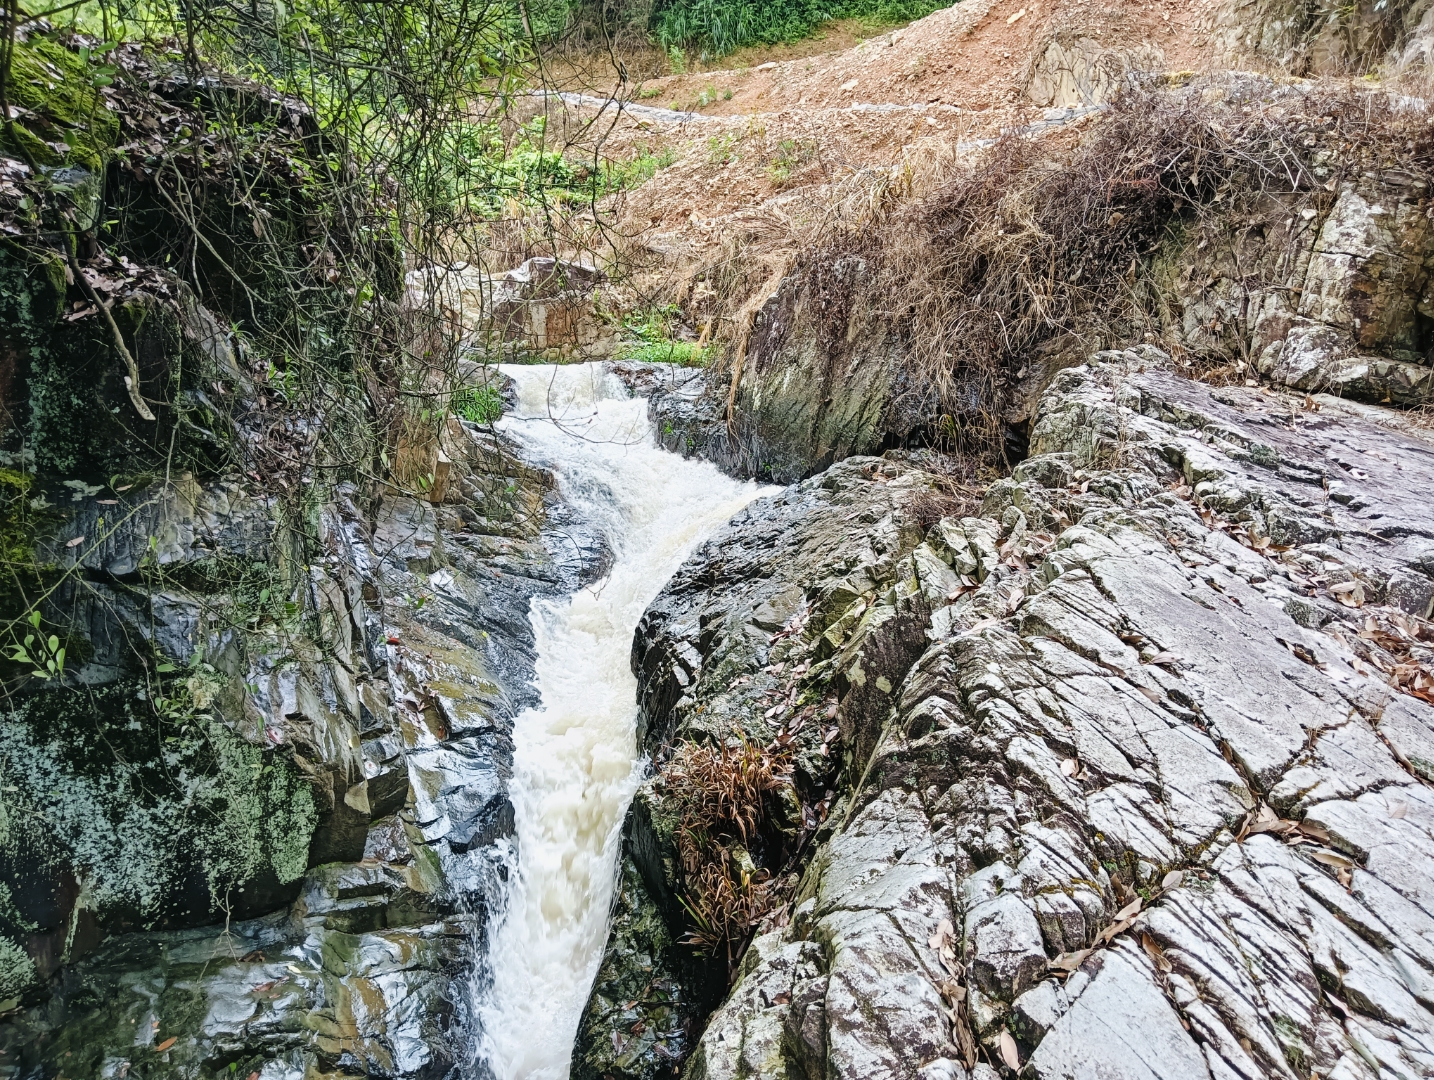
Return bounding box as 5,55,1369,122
652,0,954,56
594,144,678,193
768,137,818,186
616,305,711,367
620,340,710,365
707,131,741,164
452,384,504,424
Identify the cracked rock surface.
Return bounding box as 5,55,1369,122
605,355,1434,1080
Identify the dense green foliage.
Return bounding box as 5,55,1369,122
651,0,953,54
453,383,505,423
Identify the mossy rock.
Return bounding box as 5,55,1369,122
0,35,119,170
0,679,317,933
0,240,64,343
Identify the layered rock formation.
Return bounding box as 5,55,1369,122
586,351,1434,1080
0,408,587,1079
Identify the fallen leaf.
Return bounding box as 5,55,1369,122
1311,850,1354,869
1049,948,1092,972
1146,651,1181,666
771,991,791,1005
1141,932,1173,973
1114,897,1143,922
1060,758,1079,777
155,1037,177,1053
1389,801,1409,820
1136,685,1164,704
66,536,84,548
927,917,955,950
999,1030,1021,1070
1161,870,1185,891
1297,821,1331,843
1329,581,1360,594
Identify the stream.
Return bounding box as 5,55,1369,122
469,363,769,1079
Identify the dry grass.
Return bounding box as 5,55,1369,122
663,734,793,957
683,74,1434,457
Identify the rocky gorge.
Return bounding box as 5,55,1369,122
8,2,1434,1080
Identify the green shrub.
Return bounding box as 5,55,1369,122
592,145,678,195
651,0,953,55
768,137,819,186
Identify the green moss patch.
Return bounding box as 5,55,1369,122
0,35,119,170
0,678,316,923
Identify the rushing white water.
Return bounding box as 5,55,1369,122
472,363,769,1080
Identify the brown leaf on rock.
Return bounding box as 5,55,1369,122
1114,897,1143,922
928,917,955,950
1050,948,1093,972
999,1030,1021,1070
1141,932,1173,973
155,1037,177,1053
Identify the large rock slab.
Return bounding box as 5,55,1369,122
619,354,1434,1080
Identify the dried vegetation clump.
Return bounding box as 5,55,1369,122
692,75,1434,455
662,734,794,958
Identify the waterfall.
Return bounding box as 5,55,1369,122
470,363,769,1079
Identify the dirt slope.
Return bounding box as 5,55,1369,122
539,0,1225,251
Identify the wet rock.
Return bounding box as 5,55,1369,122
573,858,723,1080
606,355,1434,1079
576,455,950,1080
0,414,587,1077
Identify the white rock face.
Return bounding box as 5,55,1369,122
673,356,1434,1080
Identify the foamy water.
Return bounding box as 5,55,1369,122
470,363,769,1079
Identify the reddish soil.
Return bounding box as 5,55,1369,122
541,0,1226,282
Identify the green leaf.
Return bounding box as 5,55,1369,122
28,611,40,629
47,636,58,653
156,662,176,673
